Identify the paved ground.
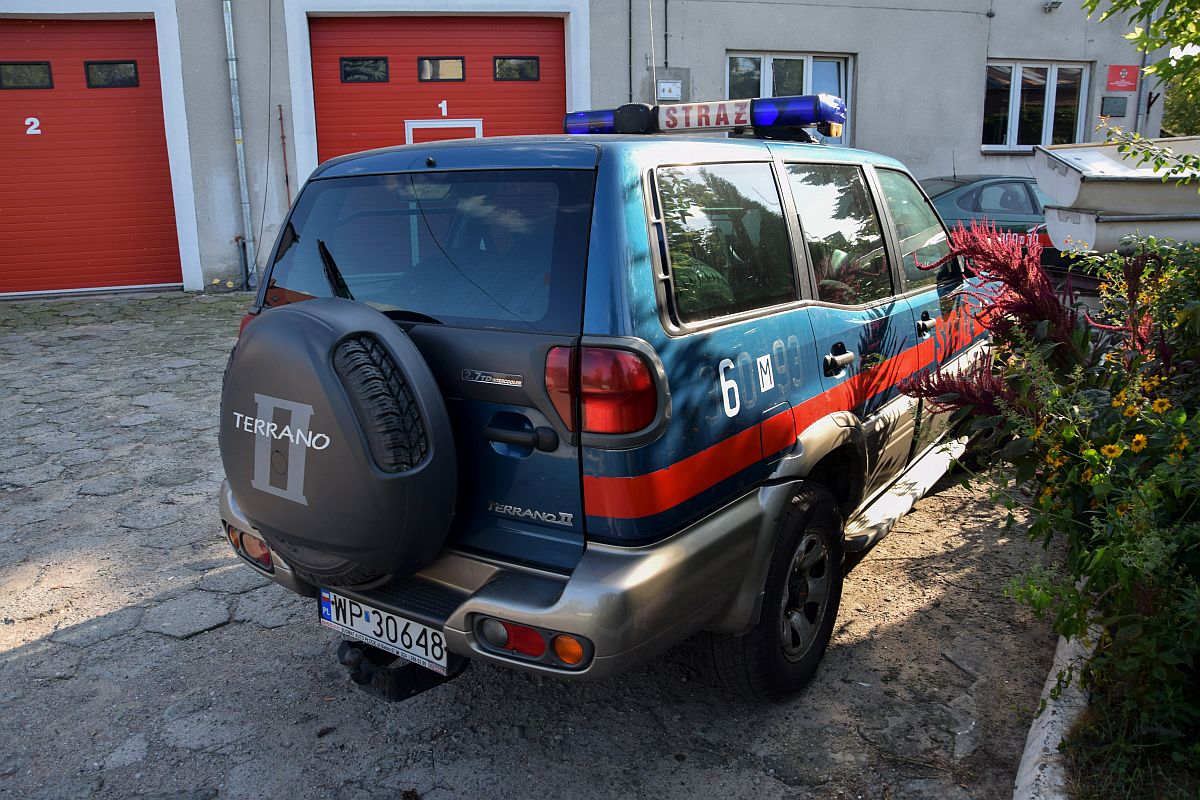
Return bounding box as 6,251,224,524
0,292,1059,800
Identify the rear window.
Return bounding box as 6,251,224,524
263,170,595,333
918,178,965,199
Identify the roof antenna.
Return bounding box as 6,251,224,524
951,150,957,180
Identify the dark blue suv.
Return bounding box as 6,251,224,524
218,95,985,700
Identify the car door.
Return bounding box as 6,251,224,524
783,161,919,498
873,167,974,458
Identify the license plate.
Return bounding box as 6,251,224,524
319,589,448,675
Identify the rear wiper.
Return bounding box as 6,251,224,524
380,308,442,325
316,239,354,300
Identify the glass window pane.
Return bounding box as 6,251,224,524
811,59,845,143
728,56,761,99
264,170,595,333
86,61,138,88
1052,67,1082,144
812,59,842,96
418,57,464,82
658,163,795,322
771,58,805,97
876,170,952,291
340,57,388,83
494,57,539,81
977,182,1036,215
1018,66,1047,146
982,65,1011,145
786,164,891,305
0,62,52,89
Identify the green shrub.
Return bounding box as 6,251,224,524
901,228,1200,774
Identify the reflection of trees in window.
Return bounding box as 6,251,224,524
340,57,388,83
494,57,539,81
658,164,794,322
787,164,890,304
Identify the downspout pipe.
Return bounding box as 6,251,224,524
223,0,258,289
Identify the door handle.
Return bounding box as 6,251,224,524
823,343,857,377
482,425,559,452
917,311,936,335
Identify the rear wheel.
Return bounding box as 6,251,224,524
708,483,844,700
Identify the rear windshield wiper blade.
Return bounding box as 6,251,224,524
316,238,354,300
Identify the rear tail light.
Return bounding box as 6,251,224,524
475,616,592,668
238,311,258,336
544,346,659,435
224,522,273,572
499,622,547,658
580,347,656,434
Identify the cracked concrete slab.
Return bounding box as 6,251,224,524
142,591,231,639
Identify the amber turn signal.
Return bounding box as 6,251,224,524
552,634,585,666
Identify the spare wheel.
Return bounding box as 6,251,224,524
219,298,456,588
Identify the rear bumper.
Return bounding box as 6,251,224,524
220,479,796,679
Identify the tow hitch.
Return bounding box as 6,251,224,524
336,640,470,702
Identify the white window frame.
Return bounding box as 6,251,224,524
725,51,853,144
981,61,1090,152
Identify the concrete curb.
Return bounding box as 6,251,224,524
1012,634,1093,800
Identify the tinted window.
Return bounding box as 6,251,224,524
0,62,51,89
876,169,952,291
418,57,464,81
264,170,595,333
919,179,965,199
86,61,138,88
978,182,1035,215
340,57,388,83
494,57,539,81
658,163,795,323
786,163,891,306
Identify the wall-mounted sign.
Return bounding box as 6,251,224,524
1106,65,1139,92
656,79,683,101
1101,96,1129,117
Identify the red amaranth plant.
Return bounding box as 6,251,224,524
918,220,1085,368
897,353,1039,422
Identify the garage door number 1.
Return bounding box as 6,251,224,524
25,117,42,135
437,101,447,117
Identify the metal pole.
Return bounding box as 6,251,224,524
223,0,258,289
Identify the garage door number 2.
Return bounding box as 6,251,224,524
25,117,41,135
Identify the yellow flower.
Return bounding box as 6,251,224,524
1101,443,1123,459
1141,376,1161,391
1130,434,1148,453
1098,283,1110,294
1081,468,1094,482
1115,503,1131,517
1123,405,1139,418
1111,392,1126,408
1176,434,1191,452
1152,398,1171,413
1032,422,1045,441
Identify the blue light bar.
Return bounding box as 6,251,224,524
563,94,847,138
564,109,616,134
750,94,846,129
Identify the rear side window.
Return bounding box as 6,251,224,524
786,163,891,306
657,162,795,323
264,170,595,333
977,181,1036,215
876,169,951,291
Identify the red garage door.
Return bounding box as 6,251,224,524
310,16,566,162
0,18,180,295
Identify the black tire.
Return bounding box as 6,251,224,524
707,483,844,700
333,334,428,473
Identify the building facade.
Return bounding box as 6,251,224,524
0,0,1161,295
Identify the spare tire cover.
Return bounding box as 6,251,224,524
219,298,455,585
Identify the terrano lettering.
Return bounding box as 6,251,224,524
232,412,331,450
